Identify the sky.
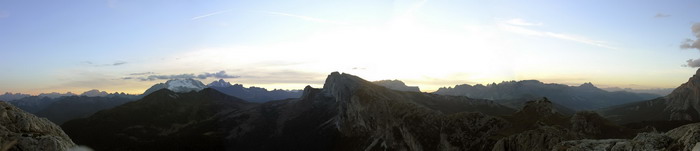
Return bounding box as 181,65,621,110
1,0,700,95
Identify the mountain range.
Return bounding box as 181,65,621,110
601,87,675,96
0,92,77,101
207,79,302,102
8,95,139,125
57,71,700,150
434,80,660,111
1,79,301,126
600,69,700,125
62,72,517,150
3,70,700,150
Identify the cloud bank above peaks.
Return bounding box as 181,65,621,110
681,23,700,68
681,23,700,51
122,71,239,81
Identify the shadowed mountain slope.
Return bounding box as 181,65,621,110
600,68,700,125
63,72,518,150
62,88,256,151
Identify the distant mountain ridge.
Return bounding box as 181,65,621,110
434,80,659,110
62,72,518,150
206,79,302,102
62,88,257,150
602,87,675,96
0,92,30,101
0,92,77,101
7,93,140,125
36,95,136,124
1,89,133,101
58,72,700,150
600,68,700,124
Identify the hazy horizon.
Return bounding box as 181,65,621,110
2,0,700,94
0,75,680,95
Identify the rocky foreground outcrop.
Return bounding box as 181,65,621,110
553,123,700,151
0,101,75,151
492,126,582,151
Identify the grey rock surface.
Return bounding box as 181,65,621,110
0,101,75,151
553,122,700,151
492,126,582,151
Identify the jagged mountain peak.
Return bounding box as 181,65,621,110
142,78,207,95
207,79,233,87
579,82,596,88
301,85,315,99
164,78,206,90
373,79,421,92
322,72,369,99
80,89,109,97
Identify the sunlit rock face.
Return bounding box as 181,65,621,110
0,102,76,151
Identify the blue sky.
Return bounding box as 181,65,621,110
1,0,699,94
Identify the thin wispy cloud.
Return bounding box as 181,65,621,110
112,61,127,66
265,11,345,25
498,19,616,50
191,10,231,21
82,61,128,67
654,13,671,18
129,72,155,76
504,18,543,26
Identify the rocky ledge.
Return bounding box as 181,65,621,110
0,101,75,151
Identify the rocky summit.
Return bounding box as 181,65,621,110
0,102,75,151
